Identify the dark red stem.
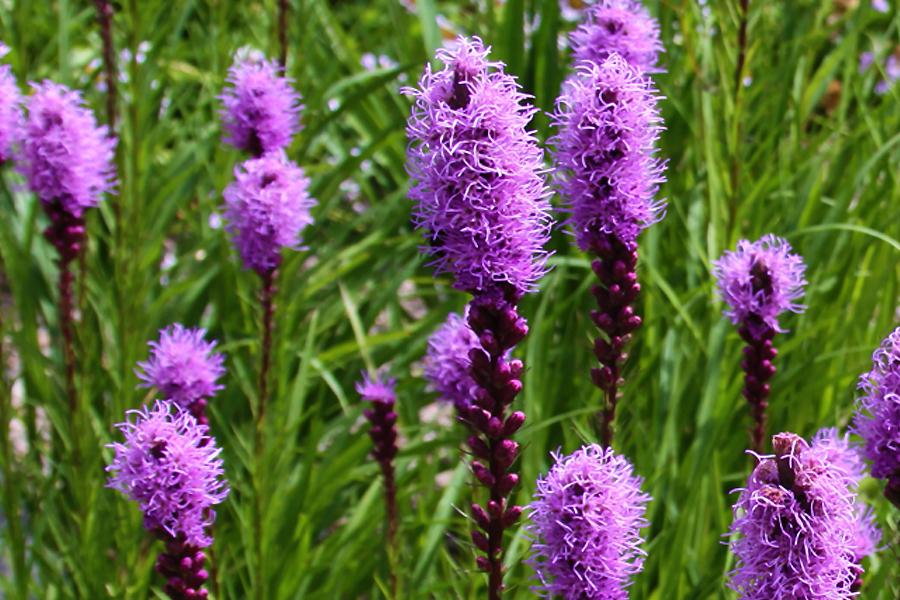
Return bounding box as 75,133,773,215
257,268,277,429
587,233,642,449
94,0,117,133
730,0,749,232
278,0,288,69
153,532,210,600
738,317,777,454
465,288,527,600
363,389,399,594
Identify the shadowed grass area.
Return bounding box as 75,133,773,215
0,0,898,598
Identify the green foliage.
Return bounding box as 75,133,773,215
0,0,898,598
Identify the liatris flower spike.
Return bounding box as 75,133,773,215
107,401,228,600
854,327,900,507
570,0,664,74
0,42,22,165
136,324,226,426
405,36,551,599
552,53,665,448
356,372,400,580
219,50,302,157
17,80,116,415
728,432,872,600
423,308,480,417
527,444,651,600
713,234,807,452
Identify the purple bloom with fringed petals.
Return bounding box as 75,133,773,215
570,0,664,74
356,371,397,406
713,234,807,334
728,432,867,600
219,53,302,155
853,327,900,481
16,81,116,218
423,308,479,414
0,42,22,164
135,324,226,411
106,401,229,548
552,54,666,250
404,36,552,295
222,150,316,275
526,444,651,600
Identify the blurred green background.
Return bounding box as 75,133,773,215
0,0,898,598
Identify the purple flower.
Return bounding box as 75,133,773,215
552,54,666,250
0,42,22,164
570,0,664,74
527,444,651,600
423,308,479,413
859,52,875,74
728,432,865,600
713,234,807,333
872,0,889,12
219,53,302,155
853,327,900,481
106,401,229,547
222,150,316,275
404,36,552,295
135,324,226,411
16,81,116,217
356,371,397,406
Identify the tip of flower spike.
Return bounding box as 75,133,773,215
570,0,665,75
356,371,397,405
712,234,807,333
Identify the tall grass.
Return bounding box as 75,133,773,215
0,0,897,598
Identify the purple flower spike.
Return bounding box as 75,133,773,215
553,54,666,251
854,327,900,497
728,432,872,600
106,400,229,547
527,444,651,600
222,150,316,276
423,308,480,416
219,52,302,156
17,81,116,219
135,324,226,426
404,36,552,296
0,42,22,164
713,234,807,334
570,0,664,74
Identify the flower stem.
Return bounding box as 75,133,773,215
587,233,642,449
278,0,288,68
729,0,749,234
465,289,527,600
738,319,777,453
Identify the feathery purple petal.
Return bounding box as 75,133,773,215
423,308,479,413
570,0,664,74
853,327,900,480
0,42,22,164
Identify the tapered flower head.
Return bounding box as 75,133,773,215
553,54,666,250
16,81,116,217
219,52,302,155
135,324,226,410
728,432,866,600
853,327,900,481
423,309,479,413
0,42,22,164
527,444,651,599
405,36,552,295
106,401,229,547
570,0,664,74
713,234,807,333
356,371,397,407
222,150,316,275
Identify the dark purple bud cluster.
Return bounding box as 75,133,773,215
464,289,527,596
738,321,778,452
154,534,210,600
588,233,642,448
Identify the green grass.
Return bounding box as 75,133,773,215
0,0,898,598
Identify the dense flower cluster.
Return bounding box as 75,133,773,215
17,81,116,217
527,444,650,599
0,42,21,164
552,54,666,250
569,0,664,74
219,53,302,155
222,149,316,274
728,432,872,600
135,324,226,420
405,36,552,295
713,234,807,333
106,401,228,548
423,308,480,414
854,327,900,481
